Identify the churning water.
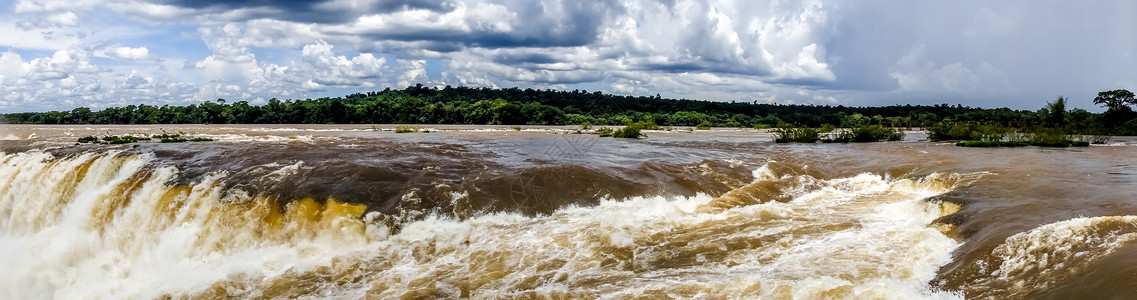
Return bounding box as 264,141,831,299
1,125,1136,299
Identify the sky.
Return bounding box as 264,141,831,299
0,0,1134,112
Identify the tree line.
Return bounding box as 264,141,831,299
3,85,1135,135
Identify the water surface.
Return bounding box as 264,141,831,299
1,124,1135,299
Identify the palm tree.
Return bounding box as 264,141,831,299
1045,96,1066,127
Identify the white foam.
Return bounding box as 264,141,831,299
965,215,1137,296
0,155,972,299
354,167,969,299
0,152,375,299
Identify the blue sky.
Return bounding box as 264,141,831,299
0,0,1134,112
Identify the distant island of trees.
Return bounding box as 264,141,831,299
3,85,1136,136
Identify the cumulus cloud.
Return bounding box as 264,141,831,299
0,47,205,111
16,11,78,29
888,45,1013,94
1,0,1135,112
24,47,101,80
119,71,154,89
301,41,387,86
106,1,196,24
98,46,159,61
394,58,428,88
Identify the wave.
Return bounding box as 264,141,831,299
959,216,1137,298
0,151,975,299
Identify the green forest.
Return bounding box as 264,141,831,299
3,85,1136,136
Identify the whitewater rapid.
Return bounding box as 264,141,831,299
0,150,991,299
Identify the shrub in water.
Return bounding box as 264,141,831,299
395,125,417,133
153,133,188,143
597,127,614,137
98,135,149,144
773,125,822,143
928,122,969,140
827,125,903,143
612,126,642,138
696,120,712,130
1028,127,1075,147
612,120,657,138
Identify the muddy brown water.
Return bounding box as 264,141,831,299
1,124,1135,299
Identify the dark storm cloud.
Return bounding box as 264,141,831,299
636,61,771,77
162,0,454,12
818,0,1137,108
375,40,466,54
7,0,1134,112
491,52,559,65
160,0,318,10
375,0,455,12
157,0,456,24
155,0,618,50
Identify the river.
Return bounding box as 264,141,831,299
1,124,1135,299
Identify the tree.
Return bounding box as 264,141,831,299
1045,96,1067,126
1093,89,1135,111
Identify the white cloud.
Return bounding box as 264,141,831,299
46,11,78,26
0,0,1134,112
889,45,1013,94
16,11,79,29
0,51,30,79
12,0,103,13
395,59,428,88
105,1,197,23
301,40,387,86
99,46,159,61
25,47,100,80
119,71,152,89
0,22,81,50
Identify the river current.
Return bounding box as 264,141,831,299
1,124,1135,299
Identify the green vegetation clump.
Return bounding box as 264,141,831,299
927,122,1009,141
773,123,903,143
511,126,522,131
612,126,642,138
151,132,212,143
78,133,210,144
1027,127,1073,147
102,135,148,144
595,116,659,138
937,122,1096,147
394,125,418,133
696,120,713,130
827,125,904,143
596,127,614,137
580,121,592,130
153,133,188,142
772,125,824,143
78,135,149,144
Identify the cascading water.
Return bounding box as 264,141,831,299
4,125,1137,299
0,150,975,299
